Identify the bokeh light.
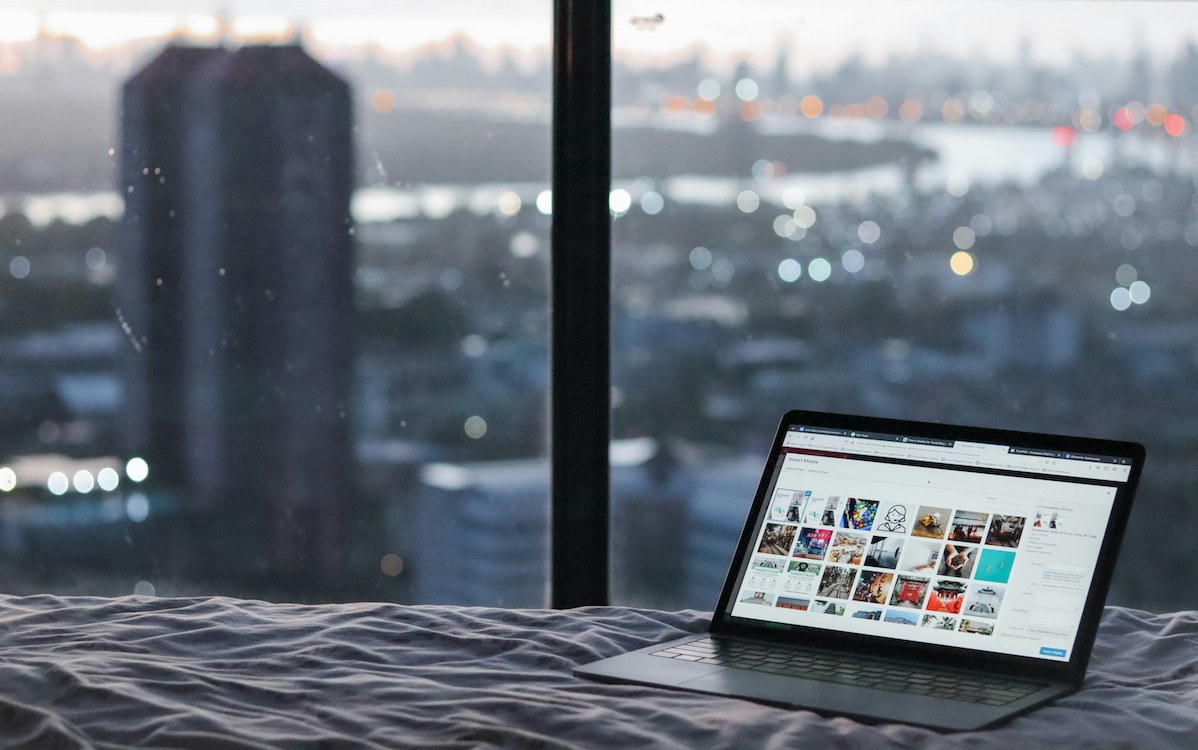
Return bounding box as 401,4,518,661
47,471,69,496
777,258,802,282
736,190,760,213
640,190,664,215
609,188,632,216
808,257,832,282
464,416,488,439
126,457,149,483
841,249,865,274
858,220,881,245
950,251,975,276
0,467,15,492
689,246,713,270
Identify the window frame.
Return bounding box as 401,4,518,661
550,0,612,607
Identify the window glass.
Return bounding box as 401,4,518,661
612,1,1198,612
0,3,550,605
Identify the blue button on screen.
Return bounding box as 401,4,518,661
1040,646,1067,658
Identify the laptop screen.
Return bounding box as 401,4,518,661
723,418,1138,663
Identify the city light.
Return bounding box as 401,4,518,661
1129,280,1151,305
97,467,120,492
47,471,69,496
371,90,395,114
464,416,487,439
781,187,805,210
734,78,758,102
736,190,760,213
640,190,664,215
380,554,405,577
857,220,881,245
952,226,976,251
535,190,552,215
799,95,823,118
950,251,975,276
689,246,712,270
793,205,816,229
696,79,720,101
126,457,149,483
777,259,802,283
841,249,865,274
1110,287,1133,311
1082,157,1104,180
808,258,832,282
1051,126,1077,148
497,191,521,216
1116,263,1138,287
609,188,632,216
0,467,15,492
73,470,96,494
899,99,923,123
9,256,29,279
773,215,797,239
1165,114,1187,137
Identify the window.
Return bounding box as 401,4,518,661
0,4,551,604
611,1,1198,613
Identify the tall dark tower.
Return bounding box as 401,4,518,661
120,44,355,579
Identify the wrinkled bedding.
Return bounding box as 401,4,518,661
0,596,1194,749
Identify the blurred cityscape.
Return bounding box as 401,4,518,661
1,14,1197,611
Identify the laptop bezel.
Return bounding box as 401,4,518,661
710,409,1145,685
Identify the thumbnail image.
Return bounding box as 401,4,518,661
947,510,989,544
850,606,884,621
775,596,810,611
889,575,931,609
739,591,776,606
960,619,995,636
986,515,1028,548
875,503,912,534
865,535,904,569
884,608,920,626
839,497,880,531
925,579,968,614
920,613,959,631
746,555,785,589
852,570,896,605
817,565,857,599
769,488,813,523
782,560,823,596
827,531,868,565
963,584,1006,619
975,549,1017,584
1032,508,1065,531
899,539,942,573
804,496,842,527
936,544,978,578
751,555,785,574
912,506,951,539
758,523,798,556
793,527,833,559
813,599,846,616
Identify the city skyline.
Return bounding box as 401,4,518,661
2,1,1197,70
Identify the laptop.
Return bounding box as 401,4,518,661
576,410,1145,731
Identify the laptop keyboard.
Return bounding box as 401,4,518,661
651,637,1045,706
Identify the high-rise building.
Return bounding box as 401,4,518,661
119,44,355,578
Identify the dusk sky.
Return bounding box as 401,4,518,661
1,1,1196,71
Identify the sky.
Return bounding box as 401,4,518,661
1,1,1197,70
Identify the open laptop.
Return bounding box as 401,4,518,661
576,410,1145,731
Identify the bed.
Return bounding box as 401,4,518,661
0,596,1194,748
